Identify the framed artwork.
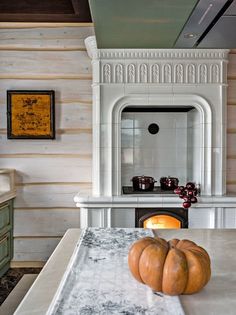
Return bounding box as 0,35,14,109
7,90,55,139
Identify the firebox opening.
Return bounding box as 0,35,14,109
121,105,201,194
144,215,181,229
135,208,188,229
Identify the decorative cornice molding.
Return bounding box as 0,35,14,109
101,62,224,84
99,49,229,60
84,36,98,59
85,36,229,61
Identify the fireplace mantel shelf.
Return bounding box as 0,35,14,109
74,194,236,209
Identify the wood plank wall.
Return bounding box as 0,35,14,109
0,25,94,265
0,24,235,264
227,49,236,193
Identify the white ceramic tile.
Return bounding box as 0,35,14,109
186,168,194,182
192,125,202,148
124,84,149,95
121,148,134,165
100,85,125,124
187,148,195,169
133,166,155,178
176,128,187,148
148,85,173,95
88,41,227,196
133,112,186,130
121,128,134,148
175,113,188,128
133,148,186,168
212,147,226,172
187,108,200,128
188,208,215,228
134,128,176,148
121,165,134,186
211,122,225,148
100,148,111,174
212,170,226,195
100,124,112,148
121,113,134,129
133,113,154,129
175,146,188,167
111,208,135,227
133,148,158,168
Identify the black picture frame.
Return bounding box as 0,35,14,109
7,90,55,139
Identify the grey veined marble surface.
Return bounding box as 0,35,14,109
47,228,185,315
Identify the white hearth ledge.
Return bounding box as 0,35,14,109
74,194,236,209
74,194,236,229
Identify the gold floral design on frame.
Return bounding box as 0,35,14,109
7,90,55,139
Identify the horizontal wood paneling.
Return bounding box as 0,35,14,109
57,103,92,129
13,238,61,261
228,80,236,104
0,45,87,51
0,157,92,183
227,185,236,194
227,50,236,193
0,26,94,39
227,159,236,170
0,26,93,261
0,26,94,51
228,53,236,79
0,74,92,80
14,183,91,208
0,133,92,154
0,79,92,105
0,50,91,76
227,134,236,155
14,209,80,237
0,23,93,28
227,105,236,129
0,101,92,129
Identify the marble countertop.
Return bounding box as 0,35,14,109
14,228,236,315
154,229,236,315
48,228,185,315
0,190,16,204
0,168,16,203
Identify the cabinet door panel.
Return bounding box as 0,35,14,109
0,232,11,271
0,203,10,233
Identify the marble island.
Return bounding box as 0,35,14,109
14,228,236,315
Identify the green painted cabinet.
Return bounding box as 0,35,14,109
0,199,13,277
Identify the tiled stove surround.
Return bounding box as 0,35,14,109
74,36,236,229
121,111,198,186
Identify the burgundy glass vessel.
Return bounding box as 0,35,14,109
160,176,179,190
131,175,156,191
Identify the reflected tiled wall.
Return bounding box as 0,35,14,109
121,112,189,187
187,109,201,184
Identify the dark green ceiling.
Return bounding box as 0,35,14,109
89,0,199,48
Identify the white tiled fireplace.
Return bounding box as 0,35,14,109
74,36,236,229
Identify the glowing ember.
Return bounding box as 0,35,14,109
143,215,181,229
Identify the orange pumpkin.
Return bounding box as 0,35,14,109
128,236,211,295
